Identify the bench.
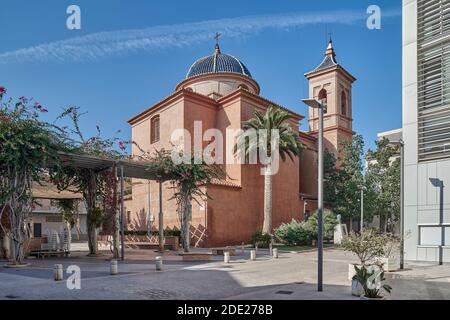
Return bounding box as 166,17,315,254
29,250,70,259
179,252,213,261
211,247,236,256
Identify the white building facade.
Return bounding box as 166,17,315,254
403,0,450,262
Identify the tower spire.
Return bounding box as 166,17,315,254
325,36,336,61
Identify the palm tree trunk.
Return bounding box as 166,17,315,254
262,165,273,235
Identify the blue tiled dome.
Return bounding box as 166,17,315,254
186,45,252,79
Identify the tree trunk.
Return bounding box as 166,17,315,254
87,222,98,255
349,217,353,233
262,165,273,235
180,193,192,253
113,208,120,259
86,172,98,255
75,216,81,241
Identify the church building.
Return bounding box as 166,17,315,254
126,39,356,247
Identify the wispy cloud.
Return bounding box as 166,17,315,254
0,8,400,64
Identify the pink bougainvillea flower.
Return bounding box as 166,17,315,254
118,141,126,151
34,102,42,109
19,96,27,102
0,86,6,93
40,108,48,113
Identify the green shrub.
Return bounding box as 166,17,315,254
304,209,338,241
274,219,311,245
274,210,338,246
341,229,388,266
250,230,272,248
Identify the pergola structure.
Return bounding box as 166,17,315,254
57,152,166,259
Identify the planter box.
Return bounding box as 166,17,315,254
379,257,399,272
351,279,364,297
125,235,179,251
179,252,212,261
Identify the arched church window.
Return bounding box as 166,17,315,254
150,115,160,144
341,91,347,116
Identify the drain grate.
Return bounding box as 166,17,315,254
275,290,293,295
138,289,178,300
5,295,20,299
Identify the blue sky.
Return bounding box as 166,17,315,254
0,0,402,153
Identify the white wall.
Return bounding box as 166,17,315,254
402,0,450,262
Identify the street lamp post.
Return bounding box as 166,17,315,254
302,98,327,292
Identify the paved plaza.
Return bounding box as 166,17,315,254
1,247,449,300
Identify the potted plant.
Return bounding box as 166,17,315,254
340,229,387,296
378,233,400,272
353,265,392,300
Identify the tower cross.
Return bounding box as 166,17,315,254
214,32,221,46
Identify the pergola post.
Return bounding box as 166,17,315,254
120,163,125,261
158,181,164,252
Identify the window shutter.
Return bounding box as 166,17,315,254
417,0,450,161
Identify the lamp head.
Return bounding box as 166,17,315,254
429,178,444,188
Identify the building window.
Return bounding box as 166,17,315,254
33,223,42,238
419,225,450,246
417,0,450,161
341,91,347,116
150,115,160,144
318,89,327,114
318,88,327,103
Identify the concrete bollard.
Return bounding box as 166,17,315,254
273,248,279,259
110,260,118,275
250,250,256,261
241,242,245,255
269,243,273,256
224,252,230,264
54,264,63,281
155,256,163,271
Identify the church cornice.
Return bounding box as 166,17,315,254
309,125,355,136
304,65,356,83
217,88,304,121
175,72,260,94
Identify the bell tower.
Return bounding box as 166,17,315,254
304,40,356,159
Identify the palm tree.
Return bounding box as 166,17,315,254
234,106,303,235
